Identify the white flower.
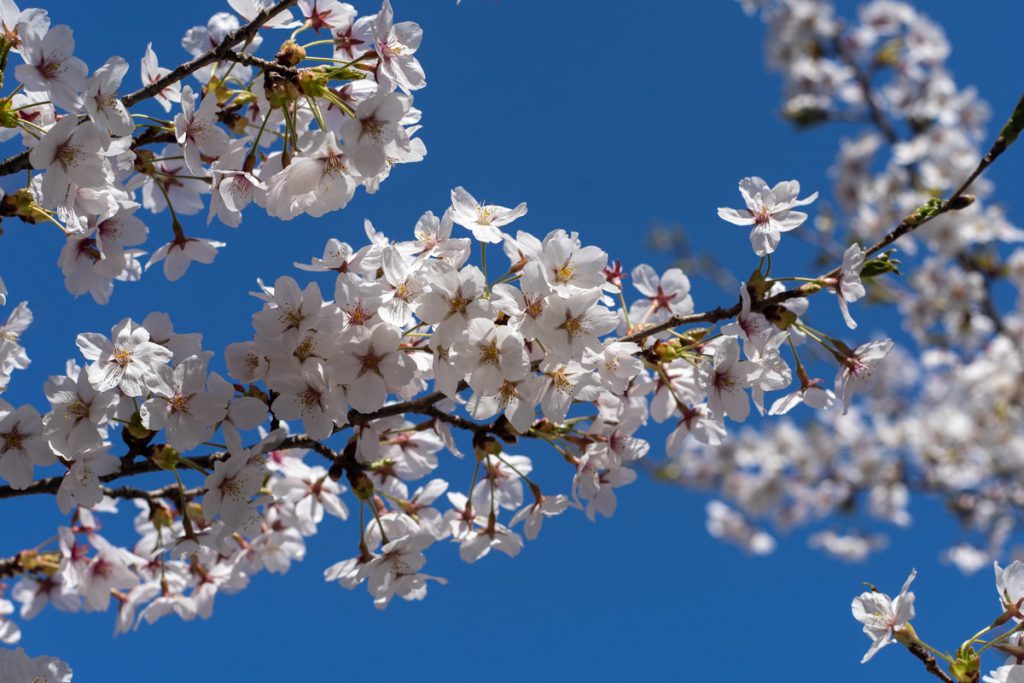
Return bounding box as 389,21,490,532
84,56,133,141
717,177,818,256
271,362,347,439
76,318,173,396
0,301,32,392
453,318,529,395
43,367,116,455
537,229,608,293
835,243,867,329
140,355,227,451
140,42,181,112
147,237,226,282
15,23,87,111
271,462,349,535
471,454,532,512
365,533,444,609
56,444,120,514
995,561,1024,616
416,265,493,344
174,85,230,174
340,91,407,176
851,569,916,663
629,264,694,325
332,324,413,413
491,261,550,339
299,0,356,34
666,403,727,449
700,337,759,422
588,341,643,393
202,437,268,529
985,665,1024,683
450,186,526,243
373,0,425,93
29,117,112,207
0,403,56,489
509,494,572,540
538,290,618,362
835,339,894,414
573,455,636,521
79,536,140,611
266,131,358,219
208,141,268,228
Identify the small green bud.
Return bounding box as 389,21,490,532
150,503,174,529
297,68,330,98
949,644,980,683
126,411,152,440
151,446,181,470
746,269,772,300
904,197,946,228
998,94,1024,147
862,250,902,278
0,97,18,129
4,188,47,224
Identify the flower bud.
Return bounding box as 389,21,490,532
862,251,901,278
297,68,330,99
473,433,502,459
0,97,18,129
133,148,156,176
948,194,976,211
126,411,152,440
151,445,181,470
998,94,1024,147
949,644,979,683
904,197,946,228
150,502,174,529
349,471,375,501
264,72,299,109
276,40,306,67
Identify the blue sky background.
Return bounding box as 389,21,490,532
3,1,1024,681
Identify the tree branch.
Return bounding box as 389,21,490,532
617,93,1023,346
906,642,955,683
832,33,898,145
221,51,299,77
0,433,324,501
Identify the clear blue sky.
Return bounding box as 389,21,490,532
3,1,1024,681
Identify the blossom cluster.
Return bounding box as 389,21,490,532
0,0,1020,678
0,0,427,303
0,171,905,671
641,0,1024,580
